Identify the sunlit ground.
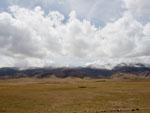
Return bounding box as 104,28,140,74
0,78,150,113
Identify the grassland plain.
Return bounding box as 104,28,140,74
0,78,150,113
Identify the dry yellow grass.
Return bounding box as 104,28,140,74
0,78,150,113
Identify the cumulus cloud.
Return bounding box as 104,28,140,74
0,4,150,68
0,0,125,26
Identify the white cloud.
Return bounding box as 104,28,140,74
123,0,150,23
0,5,150,68
124,0,150,14
0,0,125,26
100,12,143,57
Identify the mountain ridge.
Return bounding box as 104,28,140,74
0,63,150,79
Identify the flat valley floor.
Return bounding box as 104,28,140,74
0,78,150,113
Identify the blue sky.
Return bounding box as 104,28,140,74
0,0,149,26
0,0,125,26
0,0,150,68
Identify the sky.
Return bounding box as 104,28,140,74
0,0,150,68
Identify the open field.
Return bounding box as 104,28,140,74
0,78,150,113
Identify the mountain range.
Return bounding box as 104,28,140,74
0,63,150,79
